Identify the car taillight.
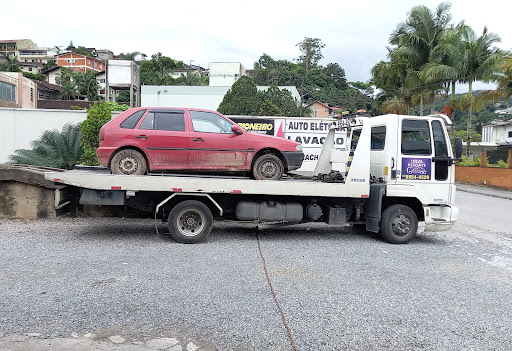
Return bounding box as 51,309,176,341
99,126,105,143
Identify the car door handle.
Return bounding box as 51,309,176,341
136,135,148,139
192,138,204,142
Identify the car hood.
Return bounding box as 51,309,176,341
245,131,300,148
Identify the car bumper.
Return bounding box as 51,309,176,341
282,151,304,171
96,147,117,167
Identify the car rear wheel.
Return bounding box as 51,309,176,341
253,154,284,180
111,149,147,175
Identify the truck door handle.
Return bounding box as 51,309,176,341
192,138,204,142
391,157,395,168
136,135,148,139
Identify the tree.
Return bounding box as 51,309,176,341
0,55,20,72
296,37,325,71
42,59,57,72
80,101,115,165
75,70,100,101
8,123,82,170
477,53,512,104
74,46,93,57
388,2,454,114
323,63,348,90
260,85,300,116
259,100,282,116
217,76,260,115
23,72,47,82
118,51,143,61
139,52,186,85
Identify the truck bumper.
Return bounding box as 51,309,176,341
423,205,459,232
282,151,304,171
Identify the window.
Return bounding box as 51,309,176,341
120,109,147,129
432,120,449,180
401,120,431,155
139,111,185,131
0,81,16,102
190,110,233,133
371,126,386,150
508,131,512,138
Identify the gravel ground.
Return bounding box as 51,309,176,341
1,213,512,350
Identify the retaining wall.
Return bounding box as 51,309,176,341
455,166,512,190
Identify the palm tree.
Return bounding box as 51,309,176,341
0,55,20,72
8,123,82,170
60,81,77,100
388,2,454,114
76,71,100,100
455,26,502,155
476,53,512,104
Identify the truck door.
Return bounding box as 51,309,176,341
397,117,453,203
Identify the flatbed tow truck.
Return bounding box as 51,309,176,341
43,114,462,244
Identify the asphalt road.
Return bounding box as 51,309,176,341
1,191,512,350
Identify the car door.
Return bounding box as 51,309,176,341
188,110,249,170
133,109,190,170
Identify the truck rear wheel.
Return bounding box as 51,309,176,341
167,200,213,244
379,204,418,244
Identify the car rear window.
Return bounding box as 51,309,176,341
120,109,147,129
139,111,186,131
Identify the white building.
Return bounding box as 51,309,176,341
141,85,300,111
482,119,512,146
209,62,246,86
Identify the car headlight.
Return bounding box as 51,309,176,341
296,144,303,151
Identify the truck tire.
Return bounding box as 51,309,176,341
167,200,213,243
253,154,284,180
379,204,418,244
111,149,147,175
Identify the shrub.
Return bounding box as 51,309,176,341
80,102,115,165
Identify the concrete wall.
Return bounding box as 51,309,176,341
0,108,88,163
455,166,512,190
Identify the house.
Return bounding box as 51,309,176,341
209,62,246,86
18,46,58,65
305,101,341,118
0,71,38,108
44,65,64,85
56,52,105,73
0,39,36,58
482,119,512,146
36,80,62,100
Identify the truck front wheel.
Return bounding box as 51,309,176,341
379,204,418,244
167,200,213,244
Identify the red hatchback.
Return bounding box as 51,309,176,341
97,107,304,180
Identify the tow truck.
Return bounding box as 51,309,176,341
44,113,462,244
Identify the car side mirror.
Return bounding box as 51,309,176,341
231,125,243,135
455,137,463,159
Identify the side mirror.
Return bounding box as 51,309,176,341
231,124,243,135
455,137,463,159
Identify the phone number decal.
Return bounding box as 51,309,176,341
402,157,431,180
403,174,430,180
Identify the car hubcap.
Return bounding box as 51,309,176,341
119,156,138,175
391,214,411,236
260,161,278,178
177,209,205,237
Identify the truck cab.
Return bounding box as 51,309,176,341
349,114,461,242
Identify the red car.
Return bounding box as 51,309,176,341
97,107,304,180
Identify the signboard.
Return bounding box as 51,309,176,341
230,116,347,175
401,157,431,180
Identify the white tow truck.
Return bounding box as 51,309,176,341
43,114,462,244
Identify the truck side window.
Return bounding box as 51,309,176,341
432,121,448,157
401,120,431,155
371,126,386,150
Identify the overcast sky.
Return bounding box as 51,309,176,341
4,0,511,91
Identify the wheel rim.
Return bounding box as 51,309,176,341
391,213,411,236
259,160,278,179
118,156,138,175
176,209,205,237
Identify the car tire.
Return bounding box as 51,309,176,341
167,200,213,244
252,154,284,180
379,204,418,244
111,149,147,175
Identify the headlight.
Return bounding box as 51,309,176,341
296,144,303,151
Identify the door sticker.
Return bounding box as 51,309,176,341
402,157,431,180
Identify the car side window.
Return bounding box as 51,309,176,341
190,110,233,134
401,119,431,155
120,109,147,129
139,111,185,131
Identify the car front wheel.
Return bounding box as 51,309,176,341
110,149,147,175
253,154,284,180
